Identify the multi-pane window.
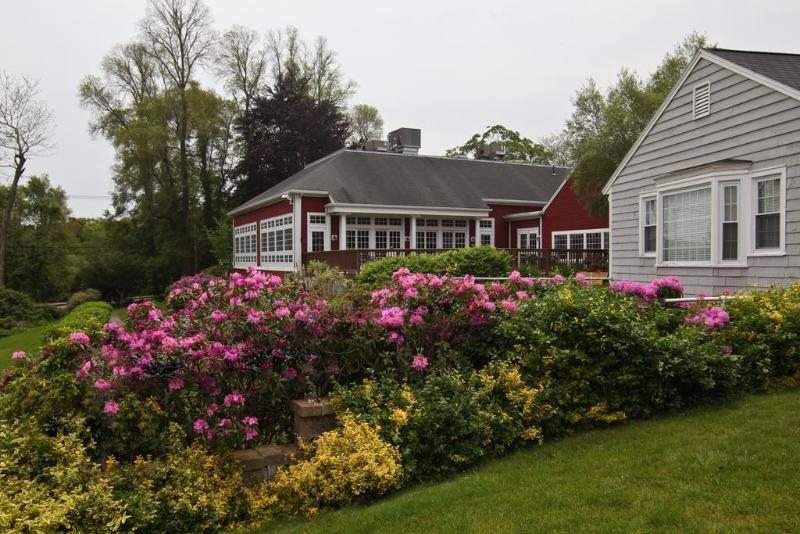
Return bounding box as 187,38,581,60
416,231,437,249
309,214,326,225
311,231,325,252
233,222,257,266
722,184,739,260
307,213,328,253
260,215,293,267
663,187,711,262
479,218,494,246
343,216,403,249
519,230,539,249
414,218,467,249
755,177,781,250
643,198,656,254
586,232,603,249
552,229,609,250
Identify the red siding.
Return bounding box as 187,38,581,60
540,179,608,248
487,204,541,248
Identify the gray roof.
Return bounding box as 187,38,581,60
231,150,569,215
707,48,800,92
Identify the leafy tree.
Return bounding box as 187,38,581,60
234,62,352,203
446,124,553,164
0,72,54,289
563,32,711,216
349,104,384,148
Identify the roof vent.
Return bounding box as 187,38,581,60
693,82,711,119
364,139,387,152
476,143,507,160
387,128,421,155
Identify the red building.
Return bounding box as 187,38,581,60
229,129,608,275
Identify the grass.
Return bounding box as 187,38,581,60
0,322,54,369
250,390,800,533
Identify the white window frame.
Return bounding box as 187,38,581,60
750,168,786,256
414,218,468,250
647,165,786,267
720,181,741,263
344,215,404,250
639,195,657,257
478,218,495,247
259,214,294,271
233,222,257,269
306,212,330,253
692,81,711,119
551,228,610,250
517,228,540,249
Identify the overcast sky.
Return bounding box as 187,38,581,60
2,0,798,217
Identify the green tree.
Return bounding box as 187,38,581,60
446,124,553,164
564,32,711,216
349,104,384,148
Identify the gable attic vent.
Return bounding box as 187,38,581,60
693,82,711,119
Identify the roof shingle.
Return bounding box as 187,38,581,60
706,48,800,93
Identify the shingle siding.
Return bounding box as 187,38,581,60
609,56,800,295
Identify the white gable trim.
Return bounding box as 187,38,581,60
602,49,800,195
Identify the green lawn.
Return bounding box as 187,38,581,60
0,323,54,369
252,390,800,533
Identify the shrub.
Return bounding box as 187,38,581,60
355,246,512,286
66,288,103,310
41,301,112,343
333,364,552,482
0,287,41,334
265,416,403,517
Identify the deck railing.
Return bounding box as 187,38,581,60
302,248,608,275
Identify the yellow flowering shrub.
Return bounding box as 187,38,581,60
264,416,403,517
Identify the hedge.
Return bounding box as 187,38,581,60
355,246,512,286
42,301,113,343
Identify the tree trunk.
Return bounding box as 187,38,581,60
0,155,25,289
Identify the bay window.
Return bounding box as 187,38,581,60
643,166,785,266
260,215,293,270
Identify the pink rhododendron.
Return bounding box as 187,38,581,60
11,351,26,361
685,306,730,329
168,377,185,391
69,331,90,344
411,355,429,371
103,400,120,415
193,419,209,434
244,427,258,440
94,378,112,391
223,392,245,407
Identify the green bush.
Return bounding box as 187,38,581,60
66,288,103,310
0,287,42,334
42,301,112,343
355,246,511,286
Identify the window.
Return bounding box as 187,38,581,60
478,218,494,246
663,187,711,262
642,197,657,255
259,215,293,269
413,218,467,249
518,229,539,249
721,184,738,260
233,222,257,267
755,176,781,250
552,229,609,250
307,213,329,253
693,82,711,119
342,215,403,249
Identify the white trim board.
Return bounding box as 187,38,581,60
602,49,800,196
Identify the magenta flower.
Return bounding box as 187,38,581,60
11,351,26,361
69,331,90,344
501,299,518,313
207,403,219,416
94,378,112,391
103,400,120,416
411,354,429,371
282,367,298,380
243,416,258,426
377,307,405,328
193,419,209,434
223,391,246,407
508,271,522,283
244,427,258,440
168,377,185,391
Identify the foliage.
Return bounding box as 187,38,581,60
349,104,384,148
0,287,41,334
333,364,551,482
446,124,553,164
265,416,403,517
0,417,129,533
562,32,710,216
355,246,512,286
67,288,103,310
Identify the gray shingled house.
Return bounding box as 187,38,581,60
604,48,800,295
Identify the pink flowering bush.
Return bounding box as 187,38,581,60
610,276,684,301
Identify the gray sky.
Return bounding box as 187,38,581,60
2,0,798,217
